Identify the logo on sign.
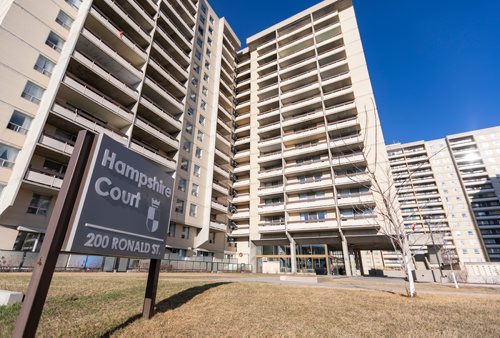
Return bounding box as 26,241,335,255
146,199,160,233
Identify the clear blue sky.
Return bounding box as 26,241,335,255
209,0,500,144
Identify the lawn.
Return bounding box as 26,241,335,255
0,273,499,337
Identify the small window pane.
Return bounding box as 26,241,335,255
7,111,32,134
45,32,65,52
55,10,73,30
34,55,55,76
21,81,45,104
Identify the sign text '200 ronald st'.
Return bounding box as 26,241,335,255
64,134,174,259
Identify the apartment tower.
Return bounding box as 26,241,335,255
0,0,397,273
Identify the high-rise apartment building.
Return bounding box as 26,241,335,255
0,0,398,274
385,126,500,267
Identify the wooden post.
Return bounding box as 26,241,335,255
12,131,95,338
143,258,161,319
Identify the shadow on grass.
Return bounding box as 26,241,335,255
100,282,230,337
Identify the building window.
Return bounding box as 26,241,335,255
203,73,209,81
196,37,203,48
180,158,189,171
197,130,204,142
167,222,176,237
191,77,199,87
199,115,206,126
193,164,201,177
202,86,208,96
204,60,210,70
209,16,214,24
201,4,207,14
195,49,202,61
13,231,45,252
206,48,211,58
198,26,204,36
0,143,19,168
27,194,51,216
183,140,191,152
55,10,73,30
65,0,82,9
43,159,66,175
189,204,197,217
34,55,55,76
181,226,190,239
175,199,184,214
187,106,195,117
178,178,187,192
191,183,199,197
208,26,213,35
7,111,32,134
199,15,206,25
195,147,202,159
185,122,193,134
21,81,45,104
193,63,200,74
207,37,212,46
200,100,207,110
190,91,197,102
45,31,65,52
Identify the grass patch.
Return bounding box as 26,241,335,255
0,273,499,337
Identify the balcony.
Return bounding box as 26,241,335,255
209,220,227,232
337,192,374,206
232,209,250,220
287,197,333,211
334,173,370,186
233,178,250,188
232,193,250,204
24,167,63,189
134,116,179,150
286,179,333,193
259,202,285,214
258,167,283,179
258,222,285,233
340,215,378,228
38,133,74,156
130,140,176,170
287,218,338,232
211,200,227,213
143,77,184,115
213,181,228,195
285,159,330,175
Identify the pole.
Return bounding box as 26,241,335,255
143,258,161,319
13,131,95,338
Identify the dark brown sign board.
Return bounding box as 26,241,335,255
13,131,174,337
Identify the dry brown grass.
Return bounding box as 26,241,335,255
1,272,499,337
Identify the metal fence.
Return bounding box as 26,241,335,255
0,250,252,273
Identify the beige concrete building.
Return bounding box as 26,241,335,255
383,126,500,269
0,0,398,273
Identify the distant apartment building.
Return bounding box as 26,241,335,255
384,126,500,269
0,0,399,274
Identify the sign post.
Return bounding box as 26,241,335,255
13,131,174,337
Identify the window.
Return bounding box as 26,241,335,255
190,91,197,102
34,55,55,76
178,178,187,192
202,86,208,96
185,122,193,134
300,211,326,221
193,63,200,74
175,199,184,213
194,49,202,61
209,16,214,24
180,158,189,171
198,115,206,126
21,81,45,104
195,147,202,159
208,26,213,35
27,194,51,216
203,73,209,81
196,37,203,48
167,222,176,237
200,100,207,110
204,60,210,70
191,183,199,197
181,226,190,239
198,26,204,36
207,37,212,46
7,111,32,134
183,140,191,152
201,4,207,14
197,130,204,142
206,48,211,58
199,15,206,24
189,204,197,217
0,143,19,168
43,159,66,175
45,32,65,52
191,77,199,87
65,0,82,8
55,10,73,30
187,106,195,117
193,164,201,177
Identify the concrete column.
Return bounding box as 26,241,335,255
249,241,258,273
341,236,352,276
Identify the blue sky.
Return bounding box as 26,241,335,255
209,0,500,144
